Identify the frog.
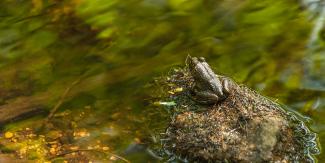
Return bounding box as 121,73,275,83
186,56,230,104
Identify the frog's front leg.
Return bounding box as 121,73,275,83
192,89,223,104
220,77,230,94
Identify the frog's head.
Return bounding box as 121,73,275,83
186,56,207,71
186,56,199,70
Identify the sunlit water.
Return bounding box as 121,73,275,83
0,0,324,162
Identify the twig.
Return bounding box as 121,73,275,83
50,149,130,163
44,75,84,124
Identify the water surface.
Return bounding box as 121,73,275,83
0,0,324,162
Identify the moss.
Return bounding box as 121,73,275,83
159,67,319,162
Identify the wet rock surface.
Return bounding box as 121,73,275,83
159,68,319,162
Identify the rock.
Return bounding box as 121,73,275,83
160,68,319,162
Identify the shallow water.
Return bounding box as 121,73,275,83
0,0,324,162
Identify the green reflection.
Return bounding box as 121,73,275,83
0,0,324,162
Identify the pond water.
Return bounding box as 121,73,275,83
0,0,324,162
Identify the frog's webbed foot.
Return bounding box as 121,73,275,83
191,89,225,105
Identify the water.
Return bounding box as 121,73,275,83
0,0,324,162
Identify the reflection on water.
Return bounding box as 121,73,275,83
0,0,324,162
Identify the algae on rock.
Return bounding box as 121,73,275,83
158,67,319,162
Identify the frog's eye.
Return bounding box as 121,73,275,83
190,57,199,64
198,57,206,62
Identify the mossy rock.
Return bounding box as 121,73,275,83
159,68,319,162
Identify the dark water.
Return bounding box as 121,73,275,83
0,0,324,162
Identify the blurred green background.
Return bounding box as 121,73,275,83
0,0,324,162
